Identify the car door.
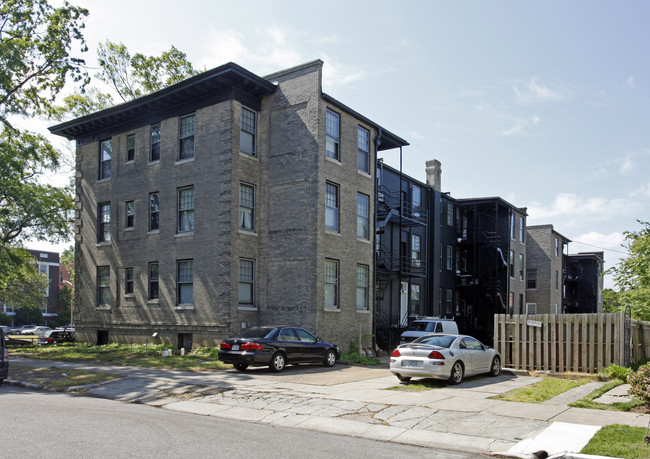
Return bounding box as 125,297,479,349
277,327,303,363
294,328,322,362
460,337,490,375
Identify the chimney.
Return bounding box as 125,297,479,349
425,160,442,191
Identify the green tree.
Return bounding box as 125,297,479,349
608,220,650,321
14,305,43,326
54,40,200,118
602,288,622,314
0,0,87,290
0,0,89,125
0,249,48,322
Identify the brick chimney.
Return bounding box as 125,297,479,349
425,160,442,191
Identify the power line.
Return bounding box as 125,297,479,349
570,240,628,255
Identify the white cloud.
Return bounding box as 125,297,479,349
311,34,339,46
501,114,540,136
201,29,248,68
514,77,564,104
321,55,368,88
527,193,640,221
624,75,635,89
631,183,650,198
618,155,635,175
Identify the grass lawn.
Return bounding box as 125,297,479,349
8,342,230,372
492,376,593,403
569,379,647,412
581,424,650,458
8,364,121,391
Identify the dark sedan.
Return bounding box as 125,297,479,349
218,326,340,372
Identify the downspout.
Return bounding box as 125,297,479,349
372,128,382,354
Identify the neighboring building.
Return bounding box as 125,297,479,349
526,225,570,314
564,252,604,313
49,60,408,349
454,198,527,343
1,250,61,325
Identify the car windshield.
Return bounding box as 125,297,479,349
407,321,435,332
412,335,455,348
240,327,276,339
43,330,54,338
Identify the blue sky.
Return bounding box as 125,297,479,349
36,0,650,288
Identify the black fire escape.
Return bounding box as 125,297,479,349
374,185,428,349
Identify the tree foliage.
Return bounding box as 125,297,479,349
0,0,86,292
0,0,89,125
0,247,48,312
54,40,200,118
609,220,650,321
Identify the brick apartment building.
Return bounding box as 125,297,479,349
50,60,408,349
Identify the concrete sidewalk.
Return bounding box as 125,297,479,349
6,357,650,458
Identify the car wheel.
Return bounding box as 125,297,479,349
448,361,464,385
233,363,248,372
396,374,411,383
490,356,501,377
323,349,337,367
270,352,286,372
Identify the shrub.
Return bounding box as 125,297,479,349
596,364,632,381
193,347,221,359
627,362,650,406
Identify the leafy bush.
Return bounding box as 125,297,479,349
341,351,380,365
627,362,650,406
596,364,632,381
193,347,221,359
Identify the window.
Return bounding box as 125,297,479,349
179,114,195,160
356,264,369,310
178,186,194,233
125,201,134,229
527,269,537,289
357,193,369,239
510,213,515,239
555,237,560,257
509,250,515,277
411,284,420,301
150,124,161,162
99,139,112,180
125,268,134,295
446,245,453,270
411,234,421,267
149,262,159,300
98,203,111,242
326,109,340,160
357,126,369,173
519,253,524,280
526,303,537,314
519,216,525,242
177,260,193,305
325,182,339,231
325,259,339,309
555,270,559,290
239,259,254,305
445,289,453,315
240,107,256,156
97,266,110,306
126,134,135,162
412,186,421,215
239,183,255,231
149,193,159,231
509,292,514,308
447,202,454,226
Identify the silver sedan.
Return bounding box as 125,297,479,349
390,334,501,385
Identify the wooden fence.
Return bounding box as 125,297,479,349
493,313,650,373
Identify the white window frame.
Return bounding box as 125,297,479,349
240,107,257,156
326,109,340,161
325,259,339,309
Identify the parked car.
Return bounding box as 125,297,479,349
30,326,52,337
16,325,38,335
390,334,501,385
0,325,10,335
400,317,458,344
37,329,75,345
218,326,340,372
0,328,8,385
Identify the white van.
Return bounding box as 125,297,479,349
399,317,459,344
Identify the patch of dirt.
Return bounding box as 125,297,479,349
630,405,650,414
